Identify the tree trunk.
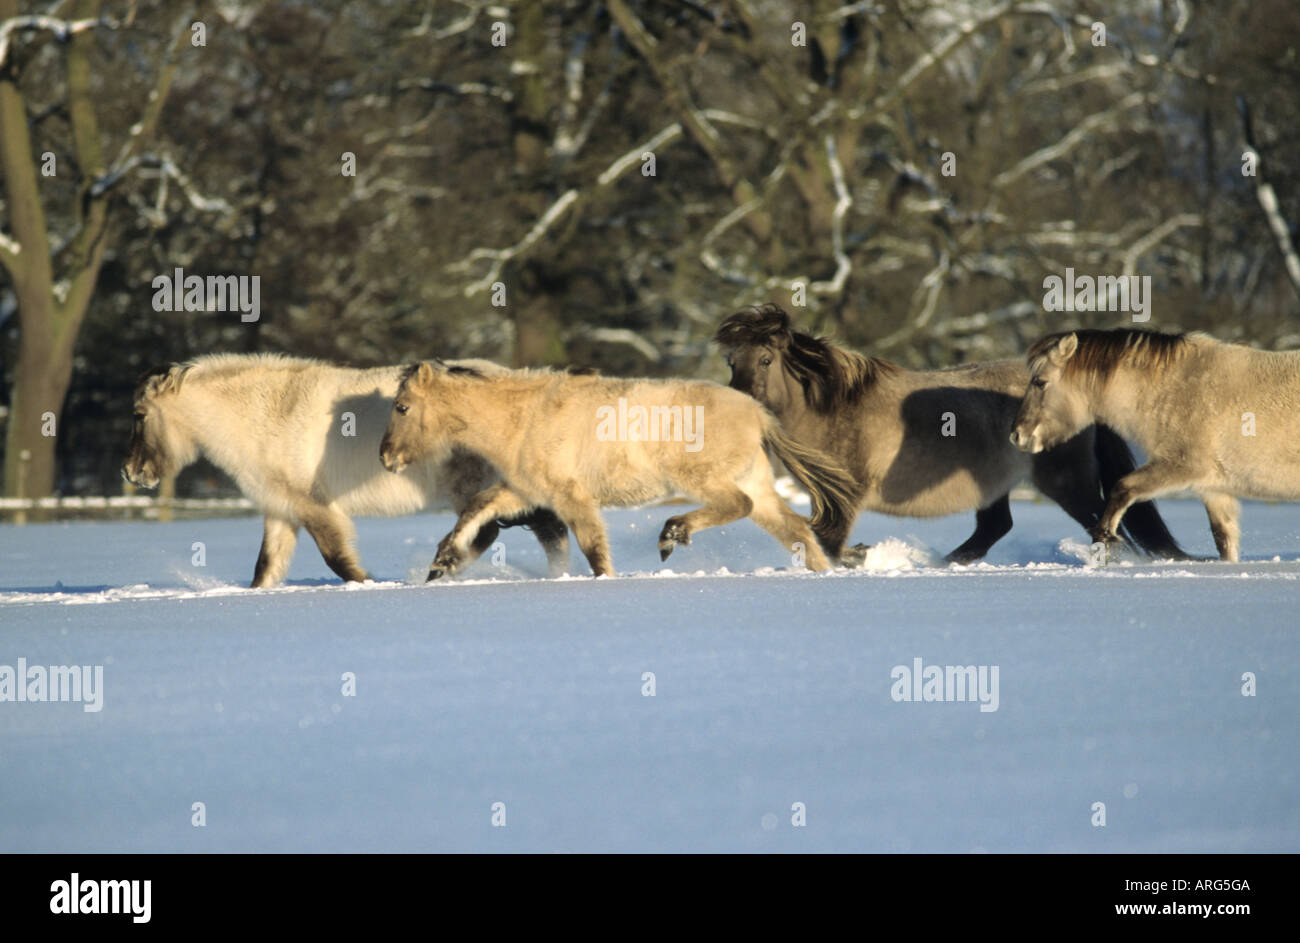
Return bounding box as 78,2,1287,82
0,0,59,498
507,2,566,367
2,302,74,499
0,0,108,498
512,281,566,367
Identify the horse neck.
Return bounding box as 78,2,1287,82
770,370,813,428
161,379,233,468
775,362,857,450
1088,362,1155,447
173,370,285,472
437,379,523,465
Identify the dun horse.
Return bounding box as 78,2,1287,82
1013,328,1300,561
121,353,569,587
715,304,1185,563
378,362,858,578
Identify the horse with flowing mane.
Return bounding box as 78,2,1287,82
715,304,1187,563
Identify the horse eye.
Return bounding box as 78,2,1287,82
395,403,409,415
1031,378,1047,389
760,357,772,367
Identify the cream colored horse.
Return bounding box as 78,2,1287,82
122,353,568,586
1012,328,1300,560
379,362,858,577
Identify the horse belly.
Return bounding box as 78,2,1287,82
586,443,674,508
596,476,673,508
1230,465,1300,503
1221,433,1300,502
867,466,1013,518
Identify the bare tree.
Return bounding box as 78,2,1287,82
0,0,194,498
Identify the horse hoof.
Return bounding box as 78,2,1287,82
657,519,689,561
432,546,463,572
1086,531,1119,565
1087,523,1116,544
426,567,446,582
840,542,870,567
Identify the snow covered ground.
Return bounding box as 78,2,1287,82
1,496,1297,852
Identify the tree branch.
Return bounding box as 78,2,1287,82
1240,97,1300,302
991,92,1148,191
0,13,107,69
1120,213,1202,278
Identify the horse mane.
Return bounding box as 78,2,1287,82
184,351,325,375
1029,328,1189,380
714,303,896,413
447,364,485,378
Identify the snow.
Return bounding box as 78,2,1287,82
1,497,1297,852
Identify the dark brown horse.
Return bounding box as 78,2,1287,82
715,304,1187,563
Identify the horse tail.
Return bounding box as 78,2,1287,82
1093,424,1190,559
762,422,859,537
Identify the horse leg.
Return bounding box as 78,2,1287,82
464,511,570,575
1031,439,1103,536
810,512,856,565
945,495,1013,564
1088,425,1187,558
467,519,502,561
1093,461,1196,548
251,515,300,588
1201,492,1241,562
429,483,536,580
657,488,753,562
551,499,614,576
302,506,369,583
839,543,870,567
506,508,570,576
1036,429,1188,559
747,490,833,571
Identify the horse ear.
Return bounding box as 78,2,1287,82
146,365,184,397
414,361,437,387
1054,333,1079,363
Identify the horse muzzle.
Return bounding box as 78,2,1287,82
1009,427,1043,454
379,445,405,474
121,464,159,489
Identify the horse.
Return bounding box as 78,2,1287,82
378,361,858,578
714,304,1187,563
1012,327,1300,561
121,353,569,587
